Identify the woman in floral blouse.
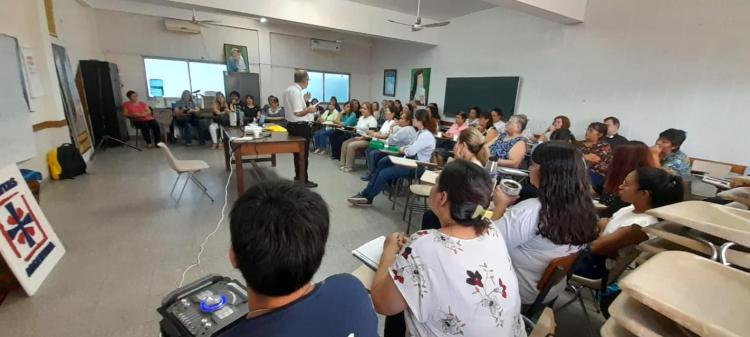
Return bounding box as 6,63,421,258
577,122,613,190
371,160,525,337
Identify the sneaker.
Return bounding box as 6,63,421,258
347,194,369,204
342,167,353,172
352,200,373,207
304,180,318,188
360,175,370,181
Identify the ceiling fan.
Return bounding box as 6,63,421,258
387,0,450,32
183,8,220,27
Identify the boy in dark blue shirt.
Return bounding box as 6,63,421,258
223,180,378,337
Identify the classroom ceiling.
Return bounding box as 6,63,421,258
346,0,497,20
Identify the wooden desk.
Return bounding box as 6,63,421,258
620,251,750,337
222,127,306,194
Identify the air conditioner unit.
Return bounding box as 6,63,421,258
164,19,202,34
310,39,341,52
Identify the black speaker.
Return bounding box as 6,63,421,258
78,60,128,146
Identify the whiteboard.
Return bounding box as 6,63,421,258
0,35,35,167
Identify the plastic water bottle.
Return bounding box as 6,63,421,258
485,161,498,181
259,114,266,126
229,111,238,126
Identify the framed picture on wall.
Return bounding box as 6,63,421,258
223,44,249,73
410,68,431,105
383,69,397,96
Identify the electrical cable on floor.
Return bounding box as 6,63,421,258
176,146,236,288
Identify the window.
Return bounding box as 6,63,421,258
143,57,226,98
302,71,350,103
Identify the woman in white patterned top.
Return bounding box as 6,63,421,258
371,160,526,337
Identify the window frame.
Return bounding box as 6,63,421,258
299,68,351,103
142,56,227,98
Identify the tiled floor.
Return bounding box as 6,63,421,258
0,144,602,336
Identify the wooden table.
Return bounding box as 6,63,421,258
222,127,306,194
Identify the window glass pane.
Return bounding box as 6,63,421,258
144,58,189,98
188,62,227,96
304,71,324,102
324,73,349,102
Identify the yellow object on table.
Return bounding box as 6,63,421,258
264,124,287,133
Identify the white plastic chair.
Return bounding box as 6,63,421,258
157,142,214,204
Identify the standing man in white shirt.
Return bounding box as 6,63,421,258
282,69,319,188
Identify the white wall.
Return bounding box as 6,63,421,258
370,0,750,166
0,0,104,176
93,9,373,107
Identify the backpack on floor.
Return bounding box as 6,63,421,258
48,143,87,180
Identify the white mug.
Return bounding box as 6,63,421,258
253,129,261,138
499,179,522,196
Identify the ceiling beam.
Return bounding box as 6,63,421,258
484,0,587,24
94,0,441,45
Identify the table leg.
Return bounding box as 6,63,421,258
235,146,244,194
223,131,230,172
298,144,306,183
271,154,277,167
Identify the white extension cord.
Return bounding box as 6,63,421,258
176,150,235,288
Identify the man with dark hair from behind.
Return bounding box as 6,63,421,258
223,180,378,337
603,116,628,148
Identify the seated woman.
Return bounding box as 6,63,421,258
490,114,528,168
598,141,655,217
466,106,480,127
239,94,260,125
491,108,506,132
649,128,690,179
491,142,599,306
371,160,525,337
262,95,285,122
172,90,203,146
122,90,161,148
434,112,469,166
362,111,416,181
312,98,341,154
368,102,397,141
330,99,361,160
209,92,235,150
538,115,570,142
340,102,378,171
421,128,491,231
577,122,613,190
477,111,499,144
577,167,684,279
348,109,436,206
549,128,576,143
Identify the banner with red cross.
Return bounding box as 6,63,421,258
0,164,65,296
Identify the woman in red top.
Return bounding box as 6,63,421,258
122,90,161,148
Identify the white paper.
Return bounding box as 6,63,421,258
21,47,44,98
351,236,385,270
0,164,66,295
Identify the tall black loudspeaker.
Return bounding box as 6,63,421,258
78,60,128,147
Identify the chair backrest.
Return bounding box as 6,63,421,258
157,142,179,172
537,252,580,291
529,307,556,337
523,252,580,318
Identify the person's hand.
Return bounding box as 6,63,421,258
384,232,408,255
304,92,311,102
492,185,519,209
583,153,601,163
398,146,406,155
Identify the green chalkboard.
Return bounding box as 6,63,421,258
443,77,520,119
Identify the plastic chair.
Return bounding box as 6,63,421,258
523,252,580,319
157,142,214,205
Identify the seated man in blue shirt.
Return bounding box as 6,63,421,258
650,128,690,179
224,180,378,337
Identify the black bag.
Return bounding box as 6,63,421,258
57,143,87,179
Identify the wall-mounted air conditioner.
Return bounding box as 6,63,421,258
310,39,341,52
164,19,202,34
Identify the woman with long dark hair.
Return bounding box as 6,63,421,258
372,160,525,337
492,141,598,305
348,109,436,206
598,141,655,216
